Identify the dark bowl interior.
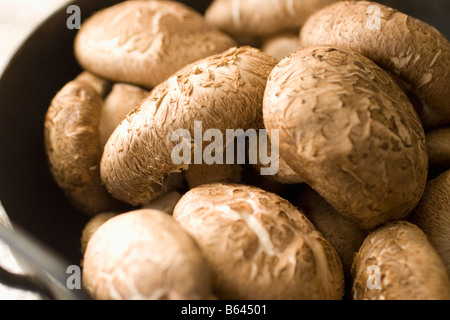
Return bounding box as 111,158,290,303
0,0,448,266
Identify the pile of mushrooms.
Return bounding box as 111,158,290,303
44,0,450,300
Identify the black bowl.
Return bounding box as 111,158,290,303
0,0,448,272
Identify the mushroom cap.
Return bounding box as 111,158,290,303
272,158,305,184
252,156,305,185
262,33,301,62
251,135,304,184
205,0,340,37
44,73,121,215
75,0,236,89
298,186,367,276
141,191,182,215
99,83,148,148
82,209,213,300
426,127,450,171
410,170,450,277
173,183,345,300
75,71,111,97
263,46,428,230
300,1,450,129
100,47,277,206
351,221,450,300
80,212,117,256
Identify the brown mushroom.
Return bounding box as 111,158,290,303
410,169,450,277
299,1,450,129
141,191,183,215
44,72,121,215
100,47,277,206
270,158,305,184
83,209,213,300
262,33,301,62
173,183,345,300
80,212,117,256
99,83,148,148
75,0,236,89
75,71,111,97
298,186,368,278
351,221,450,300
263,46,428,230
80,191,183,257
251,136,304,185
205,0,340,37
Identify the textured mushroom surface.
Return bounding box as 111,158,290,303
426,128,450,171
44,73,120,215
263,46,428,229
410,170,450,276
173,183,345,300
75,0,236,89
298,186,367,276
351,221,450,300
99,83,148,148
101,47,277,206
83,209,213,300
205,0,340,37
300,1,450,128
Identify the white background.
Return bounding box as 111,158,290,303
0,0,70,73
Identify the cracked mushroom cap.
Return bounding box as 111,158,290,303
351,221,450,300
100,47,277,206
173,183,345,300
410,169,450,277
74,0,236,89
44,73,121,215
82,209,213,300
263,46,428,230
205,0,340,37
300,1,450,129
